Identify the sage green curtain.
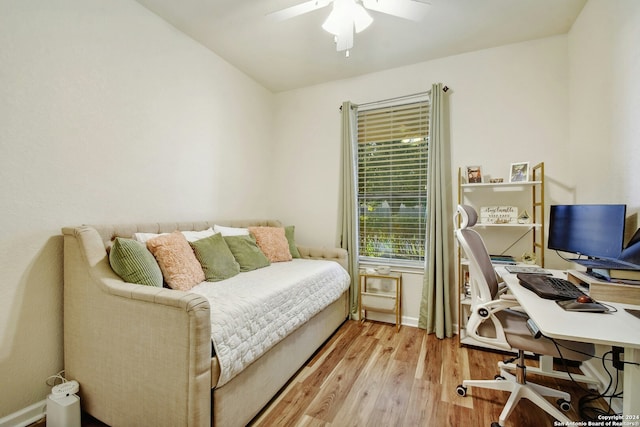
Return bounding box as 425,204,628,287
418,83,453,338
338,101,360,318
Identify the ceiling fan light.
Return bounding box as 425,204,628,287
353,4,373,33
335,30,353,51
321,0,363,53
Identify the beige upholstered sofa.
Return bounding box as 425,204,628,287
62,220,349,427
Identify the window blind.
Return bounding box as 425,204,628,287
357,100,429,263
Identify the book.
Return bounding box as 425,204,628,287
505,265,551,275
591,268,640,281
489,255,517,265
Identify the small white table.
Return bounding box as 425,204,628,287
496,267,640,417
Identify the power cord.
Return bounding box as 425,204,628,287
599,302,618,313
550,339,629,421
555,250,577,263
46,370,69,387
552,335,639,367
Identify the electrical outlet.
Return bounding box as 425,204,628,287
612,346,624,371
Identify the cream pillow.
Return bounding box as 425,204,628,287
214,224,250,236
133,232,167,243
146,231,205,290
248,226,292,262
181,227,216,242
134,228,215,243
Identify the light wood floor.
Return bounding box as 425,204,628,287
249,320,611,427
32,320,611,427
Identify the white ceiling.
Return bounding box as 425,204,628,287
134,0,587,93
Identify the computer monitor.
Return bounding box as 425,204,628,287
620,228,640,264
548,204,627,259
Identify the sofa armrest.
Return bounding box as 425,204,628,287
62,226,212,427
297,246,348,271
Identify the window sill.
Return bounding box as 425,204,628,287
359,259,425,275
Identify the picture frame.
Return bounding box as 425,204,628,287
509,162,529,183
465,165,483,184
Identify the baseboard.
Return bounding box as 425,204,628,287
402,315,419,328
0,400,46,427
362,312,419,329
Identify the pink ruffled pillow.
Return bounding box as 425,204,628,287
146,231,205,290
248,226,292,262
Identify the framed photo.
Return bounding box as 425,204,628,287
465,166,483,184
509,162,529,183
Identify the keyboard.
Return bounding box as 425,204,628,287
516,274,586,300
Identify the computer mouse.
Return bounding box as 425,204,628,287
576,295,594,304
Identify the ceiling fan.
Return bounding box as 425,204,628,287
268,0,431,55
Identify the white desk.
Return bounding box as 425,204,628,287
496,267,640,417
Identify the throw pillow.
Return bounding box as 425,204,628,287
133,228,215,243
223,235,271,272
213,224,250,236
109,238,163,287
182,227,216,242
133,232,167,243
190,233,240,282
146,231,205,290
285,225,301,258
248,226,292,262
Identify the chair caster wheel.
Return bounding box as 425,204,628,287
494,374,506,380
557,398,571,412
491,422,502,427
456,385,467,397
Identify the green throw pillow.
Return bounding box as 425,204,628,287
190,233,240,282
285,225,301,258
109,238,163,287
223,235,271,272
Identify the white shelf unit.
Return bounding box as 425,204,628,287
456,162,545,348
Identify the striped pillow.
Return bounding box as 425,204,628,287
109,238,163,287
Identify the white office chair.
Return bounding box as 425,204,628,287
454,205,595,427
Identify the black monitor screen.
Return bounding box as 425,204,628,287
548,204,626,259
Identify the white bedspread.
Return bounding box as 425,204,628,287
189,259,350,387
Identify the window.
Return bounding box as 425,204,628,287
357,99,429,265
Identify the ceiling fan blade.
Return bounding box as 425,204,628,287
361,0,431,21
267,0,333,21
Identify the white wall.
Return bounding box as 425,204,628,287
271,36,571,318
569,0,640,213
0,0,274,417
567,0,640,403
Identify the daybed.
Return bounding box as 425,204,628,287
61,219,350,427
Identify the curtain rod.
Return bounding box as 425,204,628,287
339,86,448,111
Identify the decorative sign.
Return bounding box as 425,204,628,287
480,206,518,224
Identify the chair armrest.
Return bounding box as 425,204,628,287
466,298,521,351
478,297,520,312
